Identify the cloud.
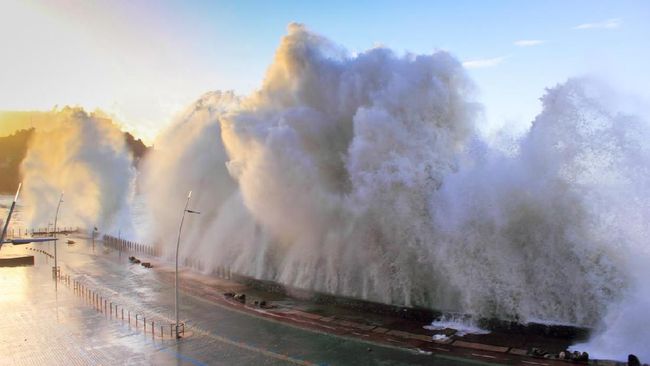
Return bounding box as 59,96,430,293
514,39,546,47
574,18,621,30
462,55,508,69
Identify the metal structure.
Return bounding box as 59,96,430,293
52,192,64,277
0,183,22,250
175,190,200,338
1,183,57,249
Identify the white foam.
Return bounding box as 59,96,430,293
424,315,490,336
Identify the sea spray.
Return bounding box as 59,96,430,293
20,107,135,234
139,91,247,258
140,25,650,359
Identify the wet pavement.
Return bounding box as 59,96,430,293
1,238,487,366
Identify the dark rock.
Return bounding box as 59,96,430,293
234,293,246,303
578,352,589,362
223,292,235,298
529,348,548,357
629,354,641,366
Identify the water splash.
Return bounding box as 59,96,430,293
20,107,135,234
140,25,650,360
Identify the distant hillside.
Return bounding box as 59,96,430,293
0,128,149,194
0,129,34,193
124,131,149,166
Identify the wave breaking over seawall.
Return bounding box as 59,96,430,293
141,24,650,359
20,107,136,233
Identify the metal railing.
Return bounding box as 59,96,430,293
102,235,161,257
5,226,79,238
101,235,231,279
55,269,185,339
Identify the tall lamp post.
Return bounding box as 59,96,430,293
175,190,200,339
92,226,98,251
52,192,64,278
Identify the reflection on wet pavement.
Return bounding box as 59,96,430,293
0,239,469,366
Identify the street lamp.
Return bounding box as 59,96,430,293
175,190,200,339
92,226,98,251
52,191,64,278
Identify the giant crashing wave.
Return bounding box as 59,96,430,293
141,24,650,348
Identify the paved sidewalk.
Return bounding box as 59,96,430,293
2,236,600,366
1,241,476,365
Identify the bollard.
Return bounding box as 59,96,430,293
151,321,154,336
110,303,112,317
136,314,138,327
161,325,164,338
144,318,146,332
170,324,173,337
128,311,131,325
121,308,124,320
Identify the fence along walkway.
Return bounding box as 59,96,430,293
5,226,79,238
101,234,232,279
103,235,161,257
56,270,185,339
24,245,185,339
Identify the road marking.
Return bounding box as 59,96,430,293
471,353,497,359
453,340,509,353
522,360,550,366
